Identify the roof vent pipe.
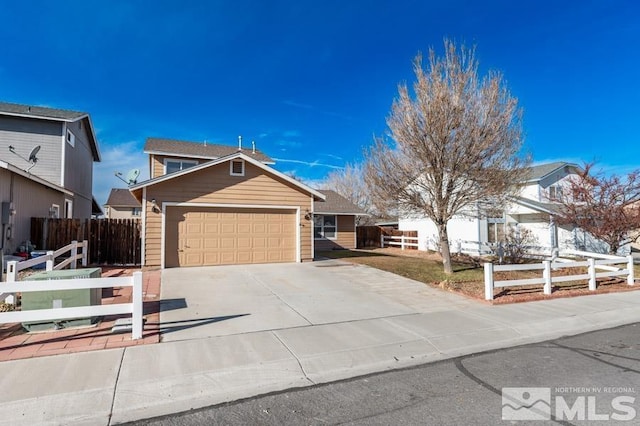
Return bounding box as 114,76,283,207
238,135,242,150
252,141,256,154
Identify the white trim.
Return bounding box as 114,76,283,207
66,128,75,147
0,110,88,123
314,211,368,216
61,122,67,187
131,152,326,200
163,158,197,175
51,204,60,218
161,202,301,269
141,187,146,267
0,160,73,195
230,159,245,176
64,199,73,219
310,194,314,259
145,149,275,165
353,215,357,249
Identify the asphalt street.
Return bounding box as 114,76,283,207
129,323,640,425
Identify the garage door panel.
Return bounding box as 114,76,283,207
166,206,297,267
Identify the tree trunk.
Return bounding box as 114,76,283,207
437,223,453,274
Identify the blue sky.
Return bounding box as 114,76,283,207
1,1,639,205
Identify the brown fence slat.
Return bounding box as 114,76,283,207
30,218,141,265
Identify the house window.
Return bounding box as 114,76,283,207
548,186,563,201
50,204,60,218
164,159,197,174
66,130,75,147
314,215,337,239
132,207,141,216
230,159,245,176
64,200,73,219
487,218,505,243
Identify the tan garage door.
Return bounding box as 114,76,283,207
165,206,297,267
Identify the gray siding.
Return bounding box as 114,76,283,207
0,168,65,254
64,120,94,218
0,116,63,186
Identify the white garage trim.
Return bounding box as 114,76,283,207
160,202,301,269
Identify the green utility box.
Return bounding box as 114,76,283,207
22,267,102,332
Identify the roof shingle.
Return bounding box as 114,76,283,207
0,101,87,121
144,137,273,163
314,190,367,215
105,188,141,207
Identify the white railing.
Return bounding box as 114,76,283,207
2,240,88,303
381,235,419,250
484,254,635,300
0,272,143,339
455,240,552,259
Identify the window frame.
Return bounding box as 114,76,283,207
64,199,73,219
163,158,197,175
132,207,141,216
314,214,337,240
50,204,60,219
66,129,75,147
230,159,245,176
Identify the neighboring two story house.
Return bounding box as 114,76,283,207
399,162,609,255
0,101,101,254
130,138,364,268
103,188,142,219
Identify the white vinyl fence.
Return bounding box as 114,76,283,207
484,252,635,301
381,235,419,250
2,240,88,303
0,272,143,340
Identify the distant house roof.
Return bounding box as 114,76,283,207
314,190,368,215
144,137,274,164
105,188,141,207
523,162,581,182
0,101,101,161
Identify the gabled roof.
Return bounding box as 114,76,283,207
0,101,101,162
511,196,559,215
523,162,580,182
105,188,141,207
144,137,274,164
129,151,326,200
314,190,368,215
0,159,73,196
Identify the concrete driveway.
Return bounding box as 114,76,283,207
159,259,475,342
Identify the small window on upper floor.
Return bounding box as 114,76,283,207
66,129,75,147
132,207,141,216
230,159,245,176
548,186,563,201
164,159,197,175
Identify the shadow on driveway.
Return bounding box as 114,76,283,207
145,314,250,335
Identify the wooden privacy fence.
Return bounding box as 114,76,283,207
31,218,141,265
356,226,418,249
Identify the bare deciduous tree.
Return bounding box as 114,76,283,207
324,163,371,225
365,40,527,274
554,163,640,254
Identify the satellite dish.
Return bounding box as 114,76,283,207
126,169,140,185
28,145,41,163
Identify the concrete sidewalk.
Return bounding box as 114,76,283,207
1,264,640,425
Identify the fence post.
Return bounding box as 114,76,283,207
46,251,54,271
588,257,596,290
82,240,88,267
70,240,78,269
484,262,494,300
380,234,385,248
132,271,143,340
543,260,552,295
4,261,17,304
401,236,405,250
627,255,635,286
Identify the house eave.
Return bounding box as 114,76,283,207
144,149,275,165
0,160,74,196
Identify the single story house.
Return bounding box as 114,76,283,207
103,188,142,219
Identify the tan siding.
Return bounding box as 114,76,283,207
143,162,313,267
314,215,356,251
105,206,141,219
